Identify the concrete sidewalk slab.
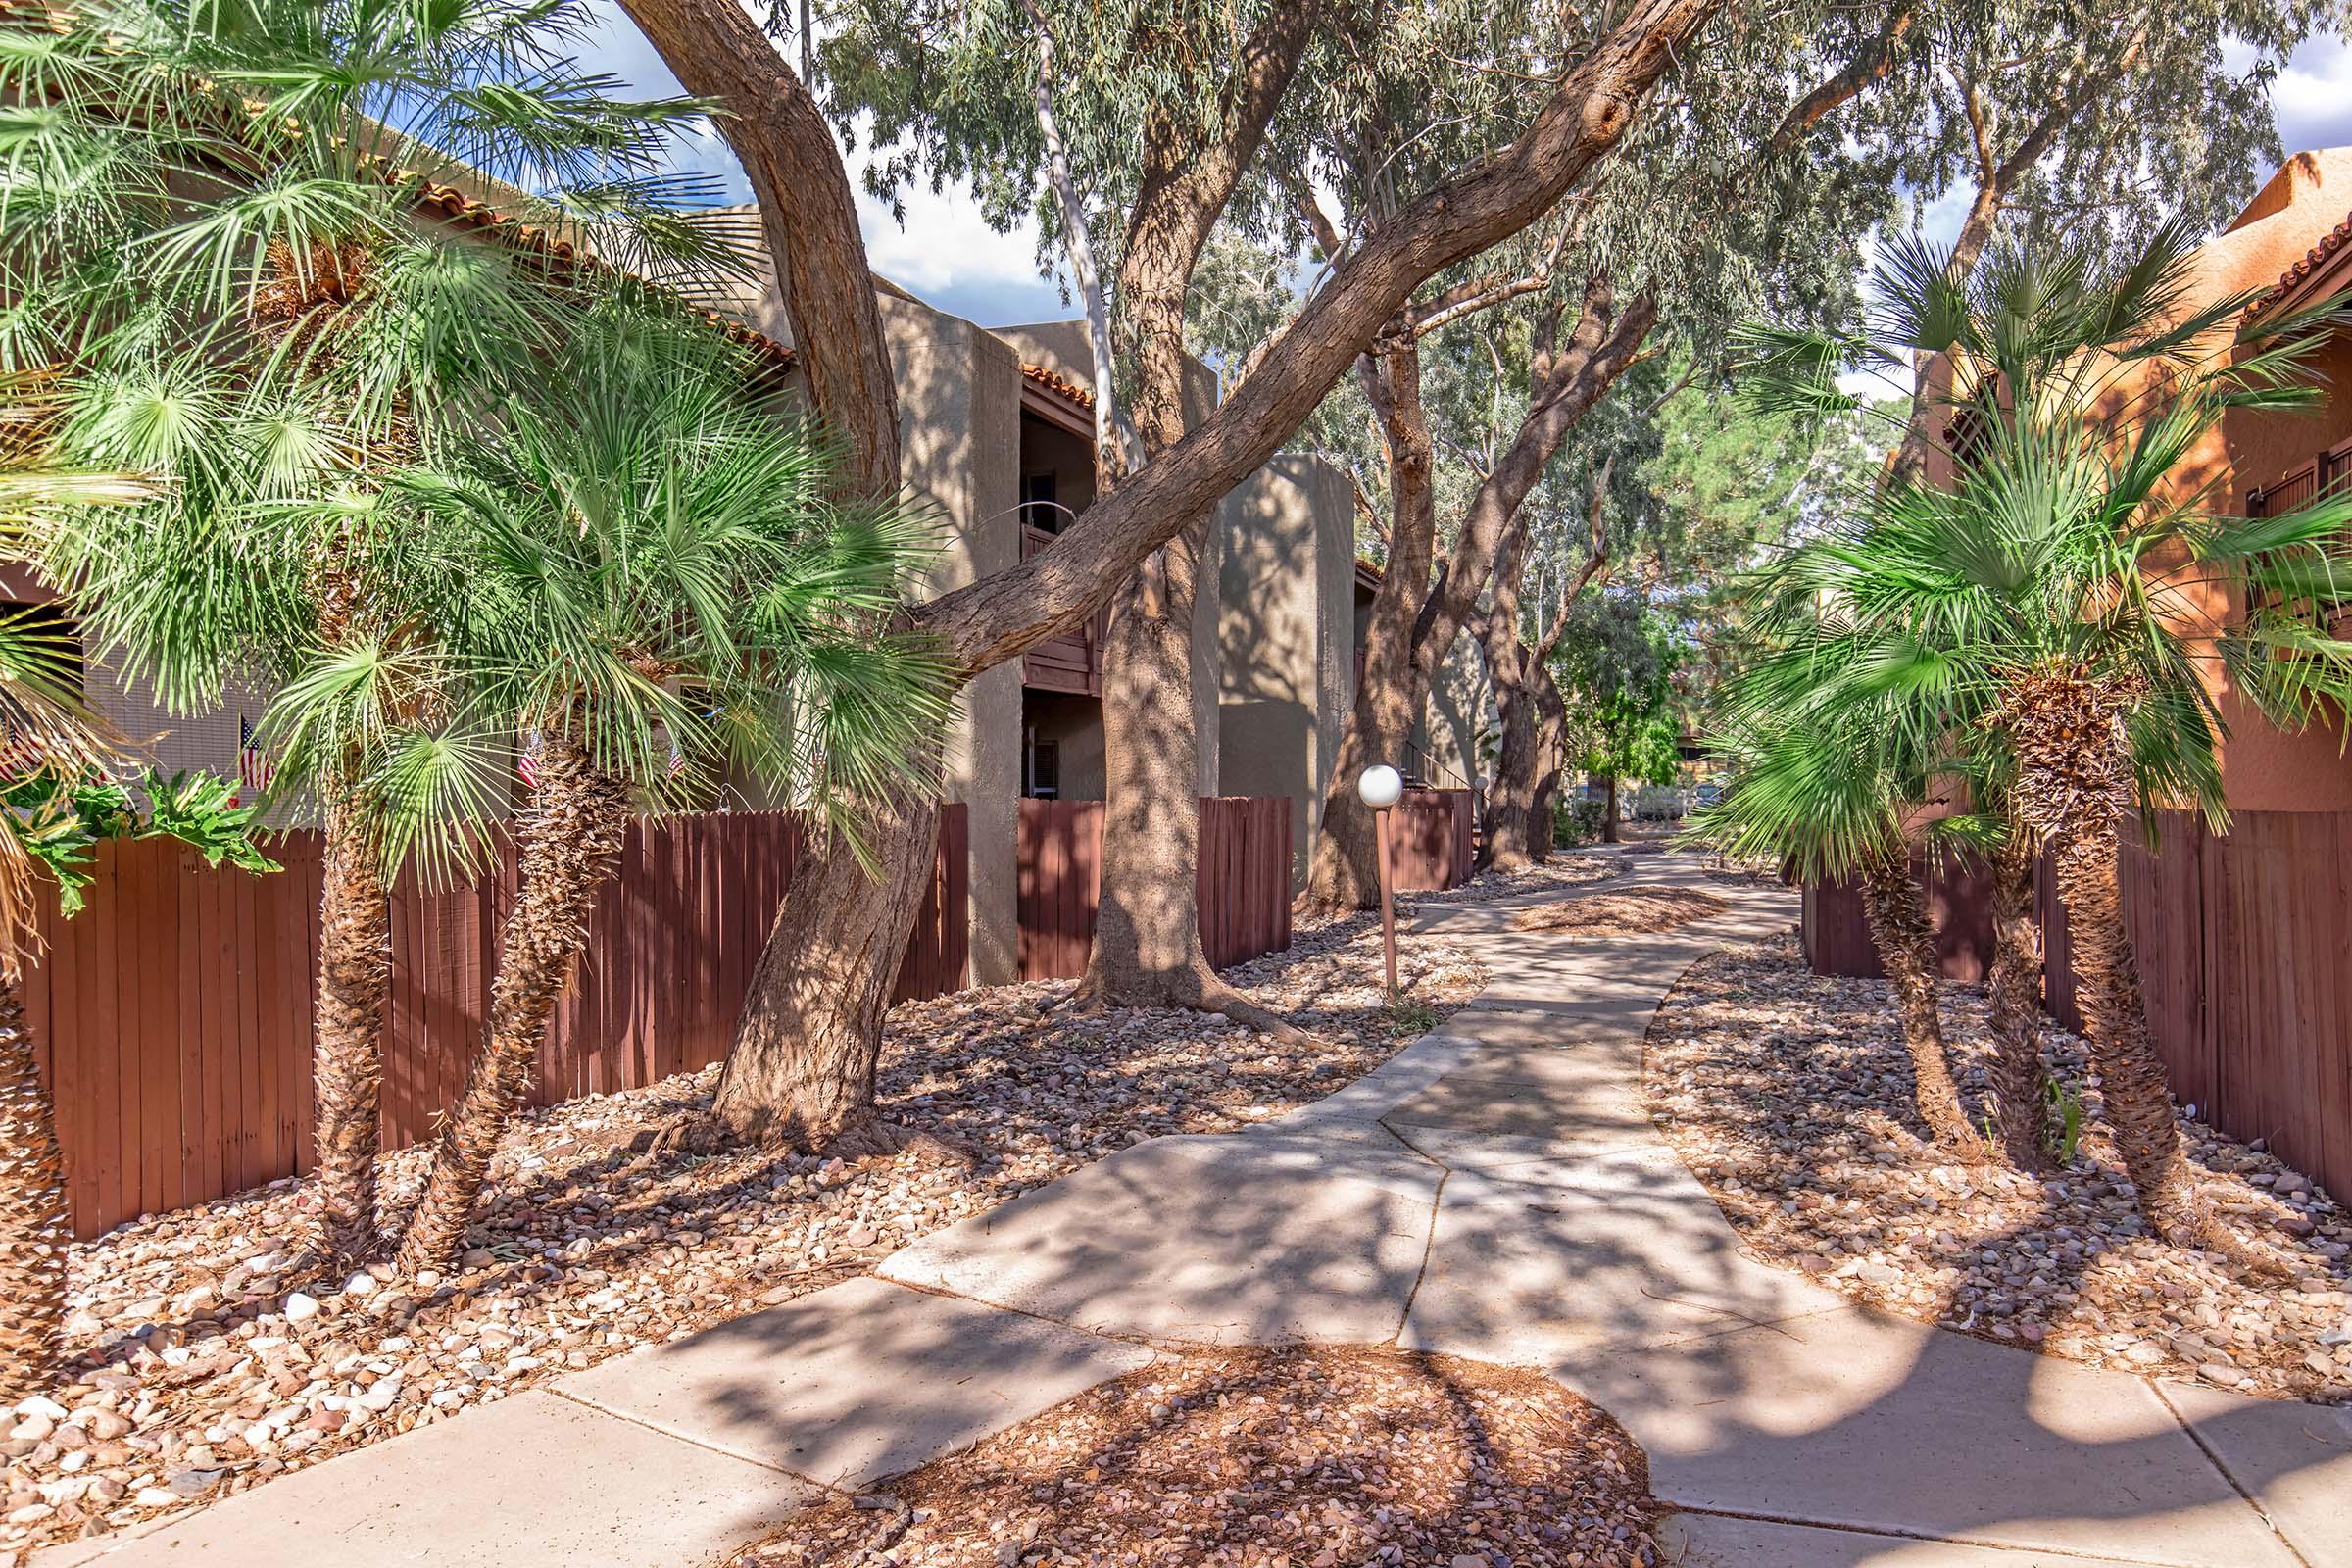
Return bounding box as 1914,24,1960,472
1381,1065,1655,1143
44,1390,820,1568
1555,1305,2300,1567
1400,1168,1847,1361
878,1137,1438,1345
2155,1380,2352,1568
559,1276,1153,1491
1658,1513,2180,1566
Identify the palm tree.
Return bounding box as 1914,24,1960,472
1737,220,2352,1252
1699,692,1984,1155
366,321,945,1275
0,385,274,1399
1,0,738,1264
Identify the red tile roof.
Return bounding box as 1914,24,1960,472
1019,361,1096,410
400,174,798,372
2246,207,2352,321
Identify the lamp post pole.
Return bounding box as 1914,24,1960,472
1358,765,1404,996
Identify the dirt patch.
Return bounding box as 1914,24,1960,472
1646,935,2352,1403
734,1345,1659,1568
1508,888,1730,937
12,916,1485,1558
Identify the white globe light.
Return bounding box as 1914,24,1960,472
1357,763,1404,809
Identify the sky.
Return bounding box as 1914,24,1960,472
584,4,2352,329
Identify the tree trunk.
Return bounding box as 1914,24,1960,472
1307,337,1436,911
396,735,630,1274
714,790,940,1151
1998,668,2220,1249
311,804,392,1264
1856,850,1980,1152
1529,662,1571,862
1478,602,1544,871
0,971,66,1402
1600,773,1620,842
1307,283,1656,910
1986,823,2054,1173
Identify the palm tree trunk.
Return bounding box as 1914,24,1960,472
1999,668,2214,1249
396,734,629,1274
1985,824,2053,1173
312,803,392,1263
1856,849,1979,1152
0,968,67,1402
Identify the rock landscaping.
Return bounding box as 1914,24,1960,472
1507,887,1730,937
1646,934,2352,1404
730,1345,1661,1568
3,915,1484,1561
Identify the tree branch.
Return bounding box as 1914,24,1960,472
913,0,1722,670
1767,2,1918,157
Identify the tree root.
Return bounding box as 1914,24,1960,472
640,1107,976,1170
1074,961,1319,1047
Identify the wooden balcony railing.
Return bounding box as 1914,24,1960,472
2247,435,2352,520
1020,523,1106,696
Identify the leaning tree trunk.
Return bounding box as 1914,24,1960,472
1856,849,1980,1152
712,789,940,1151
0,970,66,1402
397,735,630,1274
311,802,393,1264
1985,822,2053,1173
1997,668,2220,1250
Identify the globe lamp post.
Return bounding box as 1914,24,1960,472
1358,764,1404,993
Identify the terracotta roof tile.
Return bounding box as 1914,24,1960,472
1020,361,1096,409
2246,208,2352,320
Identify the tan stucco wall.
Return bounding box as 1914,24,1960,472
879,291,1024,984
2155,150,2352,812
1218,455,1354,883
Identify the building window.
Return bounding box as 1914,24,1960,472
1023,472,1060,533
1024,726,1060,799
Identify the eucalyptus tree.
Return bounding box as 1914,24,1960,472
1816,0,2336,484
616,0,1732,1152
1740,221,2352,1253
0,0,736,1262
1293,0,1915,912
365,320,945,1271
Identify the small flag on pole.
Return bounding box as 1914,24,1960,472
517,734,542,791
238,715,273,792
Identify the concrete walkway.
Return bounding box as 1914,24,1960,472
46,852,2351,1568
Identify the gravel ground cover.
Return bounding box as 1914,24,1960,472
4,915,1485,1560
1507,888,1729,937
1646,935,2352,1404
731,1345,1660,1568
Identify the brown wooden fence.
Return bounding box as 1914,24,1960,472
1803,810,2352,1204
1015,796,1294,982
1389,788,1475,893
1800,853,1997,983
24,807,967,1239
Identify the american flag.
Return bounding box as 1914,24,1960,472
238,715,273,792
517,735,541,791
